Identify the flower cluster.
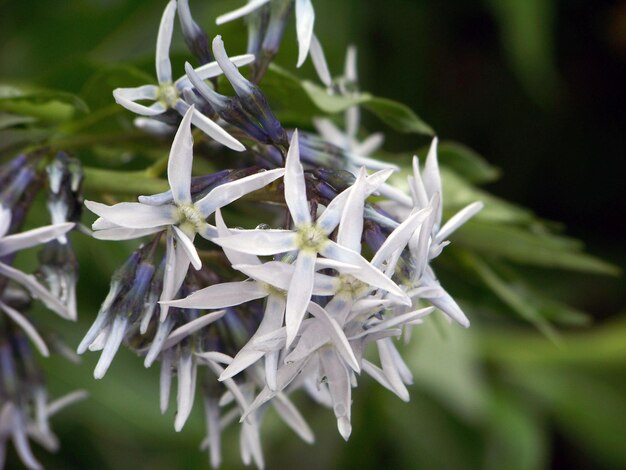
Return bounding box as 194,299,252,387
74,1,484,467
0,154,85,469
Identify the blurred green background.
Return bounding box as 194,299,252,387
1,0,625,469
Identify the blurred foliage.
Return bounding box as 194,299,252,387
1,0,624,469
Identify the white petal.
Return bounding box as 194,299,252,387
46,390,88,417
285,251,316,348
172,226,201,270
344,45,358,82
313,118,346,148
189,106,246,151
410,155,430,209
337,168,367,253
308,302,359,373
196,168,285,217
159,234,192,321
215,0,271,25
175,350,195,431
272,394,315,443
163,281,266,309
92,226,163,241
163,310,227,350
113,92,165,116
317,168,393,234
320,241,409,302
284,130,312,226
352,132,386,158
320,348,352,441
211,229,297,256
371,207,430,269
0,206,11,237
113,85,158,102
0,262,69,319
409,193,440,280
0,301,49,357
203,396,222,468
94,316,128,379
232,261,296,292
84,200,175,229
168,106,194,204
309,34,331,86
295,0,315,67
350,307,434,340
175,54,256,88
0,222,74,256
436,201,484,243
423,137,442,223
156,0,176,83
160,350,173,413
214,208,261,265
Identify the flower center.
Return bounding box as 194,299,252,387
158,83,179,108
177,203,204,234
296,224,327,253
337,274,367,299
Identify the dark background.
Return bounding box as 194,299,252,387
1,0,625,468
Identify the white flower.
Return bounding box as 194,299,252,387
85,106,285,319
216,0,331,85
404,137,483,327
212,131,409,347
112,0,254,151
0,206,74,320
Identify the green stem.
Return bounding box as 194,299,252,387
83,167,168,195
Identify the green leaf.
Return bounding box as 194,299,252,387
484,387,548,470
83,167,169,195
0,84,89,124
455,221,620,275
437,141,500,184
362,96,434,136
263,64,434,135
0,128,53,156
461,251,559,340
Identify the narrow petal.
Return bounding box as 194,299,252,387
377,338,410,401
156,0,176,83
423,137,442,223
160,234,191,320
272,394,315,443
168,106,194,204
112,85,158,102
214,208,260,266
92,226,163,241
172,226,201,270
175,54,256,88
350,307,434,340
163,281,266,309
189,106,246,151
317,168,393,234
160,350,173,413
284,130,312,226
320,348,352,441
307,302,360,372
0,262,69,319
84,200,176,229
436,201,484,243
344,45,358,81
371,207,430,269
295,0,315,67
174,350,195,431
0,301,49,357
232,261,296,291
321,241,409,303
211,229,297,256
0,222,74,256
313,118,346,148
309,34,331,86
113,92,165,116
285,251,316,348
94,316,128,379
215,0,271,25
195,168,285,217
163,310,227,350
337,168,367,253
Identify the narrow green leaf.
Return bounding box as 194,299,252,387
83,167,169,195
437,141,500,184
455,221,620,275
362,97,434,136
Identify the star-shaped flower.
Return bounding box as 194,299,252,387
212,130,409,347
112,0,255,151
85,106,285,319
